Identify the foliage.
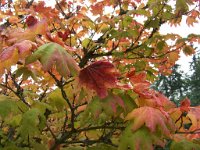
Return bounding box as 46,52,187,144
0,0,200,150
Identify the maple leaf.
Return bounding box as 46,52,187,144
136,91,176,109
180,98,191,112
80,93,125,126
133,83,152,99
0,40,37,74
183,45,195,56
170,140,200,150
6,19,47,44
25,42,80,78
119,126,165,150
0,95,20,119
57,29,71,41
26,16,38,27
46,32,65,47
19,108,46,140
91,2,104,15
186,106,200,131
125,106,174,136
78,61,121,98
127,70,147,83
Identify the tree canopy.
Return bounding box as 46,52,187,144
0,0,200,149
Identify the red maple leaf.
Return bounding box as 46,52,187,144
57,29,71,41
78,61,120,98
180,98,191,112
26,16,38,27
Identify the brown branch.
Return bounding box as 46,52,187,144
10,74,30,107
48,71,76,134
26,0,34,8
46,124,57,140
55,0,73,19
38,86,48,101
0,79,30,108
50,122,125,149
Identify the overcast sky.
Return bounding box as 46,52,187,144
160,17,200,74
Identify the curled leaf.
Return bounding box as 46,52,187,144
25,42,80,78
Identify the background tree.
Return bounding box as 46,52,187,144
187,54,200,105
153,64,188,104
0,0,200,150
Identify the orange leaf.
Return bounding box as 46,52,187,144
8,16,20,24
78,61,120,98
125,106,174,136
6,19,47,44
128,71,147,84
187,107,200,131
133,83,152,99
91,2,104,15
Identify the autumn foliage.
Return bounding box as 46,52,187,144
0,0,200,149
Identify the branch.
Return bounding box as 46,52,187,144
26,0,34,8
50,122,125,149
48,71,75,131
77,125,125,133
55,0,73,19
46,123,57,140
10,74,30,107
0,78,30,107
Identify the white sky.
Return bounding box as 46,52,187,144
160,0,199,74
160,17,200,73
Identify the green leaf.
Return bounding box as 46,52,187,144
110,29,120,38
3,145,23,150
32,101,52,114
31,142,47,150
0,95,20,119
145,19,160,29
176,0,189,13
82,38,91,48
25,42,80,78
47,88,68,111
157,41,166,51
15,67,37,81
87,143,117,150
170,140,200,150
122,16,132,27
183,45,195,56
19,108,46,140
80,94,125,126
118,93,137,115
118,126,164,150
134,9,151,17
134,60,146,72
62,147,83,150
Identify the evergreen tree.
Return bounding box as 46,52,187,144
187,54,200,106
153,64,188,104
